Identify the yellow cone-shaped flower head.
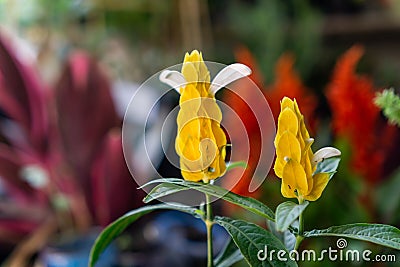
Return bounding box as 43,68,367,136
176,50,227,182
274,97,339,201
160,50,251,182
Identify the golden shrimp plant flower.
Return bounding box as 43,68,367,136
160,50,251,182
274,97,341,201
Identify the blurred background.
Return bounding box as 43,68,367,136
0,0,399,266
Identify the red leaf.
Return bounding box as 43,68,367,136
54,51,119,183
91,129,143,226
0,144,34,201
0,35,49,155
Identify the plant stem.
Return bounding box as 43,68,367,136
205,193,214,267
294,198,304,250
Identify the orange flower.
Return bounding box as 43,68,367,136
326,46,383,183
267,53,317,129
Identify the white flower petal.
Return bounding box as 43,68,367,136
159,70,187,93
312,147,341,165
210,63,252,94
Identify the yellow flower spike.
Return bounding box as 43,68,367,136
276,108,298,139
180,84,201,108
274,131,301,178
160,50,251,182
282,160,308,198
305,173,330,201
182,51,210,84
281,96,295,110
274,97,340,201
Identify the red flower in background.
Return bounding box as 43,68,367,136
222,46,265,199
325,45,397,183
266,53,317,130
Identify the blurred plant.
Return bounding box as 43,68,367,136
90,50,400,267
374,88,400,127
0,34,142,265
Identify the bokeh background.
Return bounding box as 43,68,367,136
0,0,399,266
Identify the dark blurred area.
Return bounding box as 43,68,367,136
0,0,399,266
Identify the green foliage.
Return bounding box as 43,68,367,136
142,182,185,202
142,178,275,221
90,167,400,267
304,224,400,250
89,203,200,267
313,157,341,178
374,88,400,127
215,216,297,267
275,201,309,232
267,220,297,251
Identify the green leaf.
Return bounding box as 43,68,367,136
214,238,244,267
226,161,248,172
139,178,183,188
282,229,296,251
267,220,296,251
143,183,188,203
275,201,308,232
304,223,400,250
313,157,340,178
89,204,200,267
142,178,275,221
215,216,297,267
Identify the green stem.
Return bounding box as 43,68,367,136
205,193,214,267
294,198,304,250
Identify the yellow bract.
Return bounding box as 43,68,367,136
176,50,227,182
274,97,330,201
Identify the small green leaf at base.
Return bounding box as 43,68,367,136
304,223,400,250
89,204,199,266
143,183,187,203
313,157,340,178
276,201,308,232
215,216,298,267
267,220,297,251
